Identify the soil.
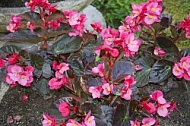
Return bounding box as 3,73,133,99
0,83,190,126
0,0,64,7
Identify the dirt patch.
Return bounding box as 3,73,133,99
0,83,190,126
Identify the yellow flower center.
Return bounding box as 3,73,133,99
130,41,133,44
107,38,112,41
61,66,65,70
134,124,137,126
161,105,165,109
10,26,14,30
21,75,25,79
73,124,78,126
148,15,153,19
88,117,92,122
146,124,149,126
48,120,52,124
176,67,181,72
130,20,133,24
107,86,111,92
183,62,187,66
135,11,139,14
151,7,156,11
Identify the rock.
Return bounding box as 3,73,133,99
80,5,106,33
0,0,93,32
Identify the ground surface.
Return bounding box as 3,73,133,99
0,83,190,126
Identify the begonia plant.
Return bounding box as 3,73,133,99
0,0,190,126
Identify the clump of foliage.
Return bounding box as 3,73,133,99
0,0,190,126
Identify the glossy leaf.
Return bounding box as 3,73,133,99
135,57,154,87
68,58,84,76
95,105,114,126
149,60,173,83
180,48,190,57
112,61,134,81
0,45,21,54
2,30,42,43
34,77,50,95
42,63,52,79
160,14,172,28
52,34,82,54
112,104,130,126
87,78,102,87
80,102,102,117
157,37,180,62
29,53,44,70
19,12,41,23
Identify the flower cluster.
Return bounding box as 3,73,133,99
63,10,87,37
6,15,22,32
131,90,177,126
25,0,57,12
5,64,34,87
42,111,95,126
58,102,70,117
172,55,190,80
178,13,190,38
89,63,136,100
2,53,34,87
48,61,69,90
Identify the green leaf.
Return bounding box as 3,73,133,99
149,60,173,83
34,77,50,95
157,37,180,62
112,61,134,81
0,45,21,54
29,53,44,70
52,34,82,54
135,57,154,87
2,30,42,43
112,104,130,126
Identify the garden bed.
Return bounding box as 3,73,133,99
0,83,190,126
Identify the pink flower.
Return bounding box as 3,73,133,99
141,101,156,114
89,86,102,98
95,45,119,57
55,71,65,79
27,21,36,31
48,20,60,30
124,75,136,88
154,46,166,57
150,90,166,104
8,53,19,65
42,114,56,126
180,56,190,71
25,65,35,76
0,58,5,68
121,88,132,100
18,71,30,86
144,13,159,25
64,10,79,26
172,63,184,79
58,102,70,117
6,15,22,32
92,63,104,77
142,117,156,126
157,102,171,117
168,102,178,112
130,120,140,126
125,33,141,52
66,119,82,126
52,61,58,70
91,22,102,33
58,63,69,74
7,65,23,82
146,2,162,15
48,78,63,90
102,83,113,95
83,111,96,126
